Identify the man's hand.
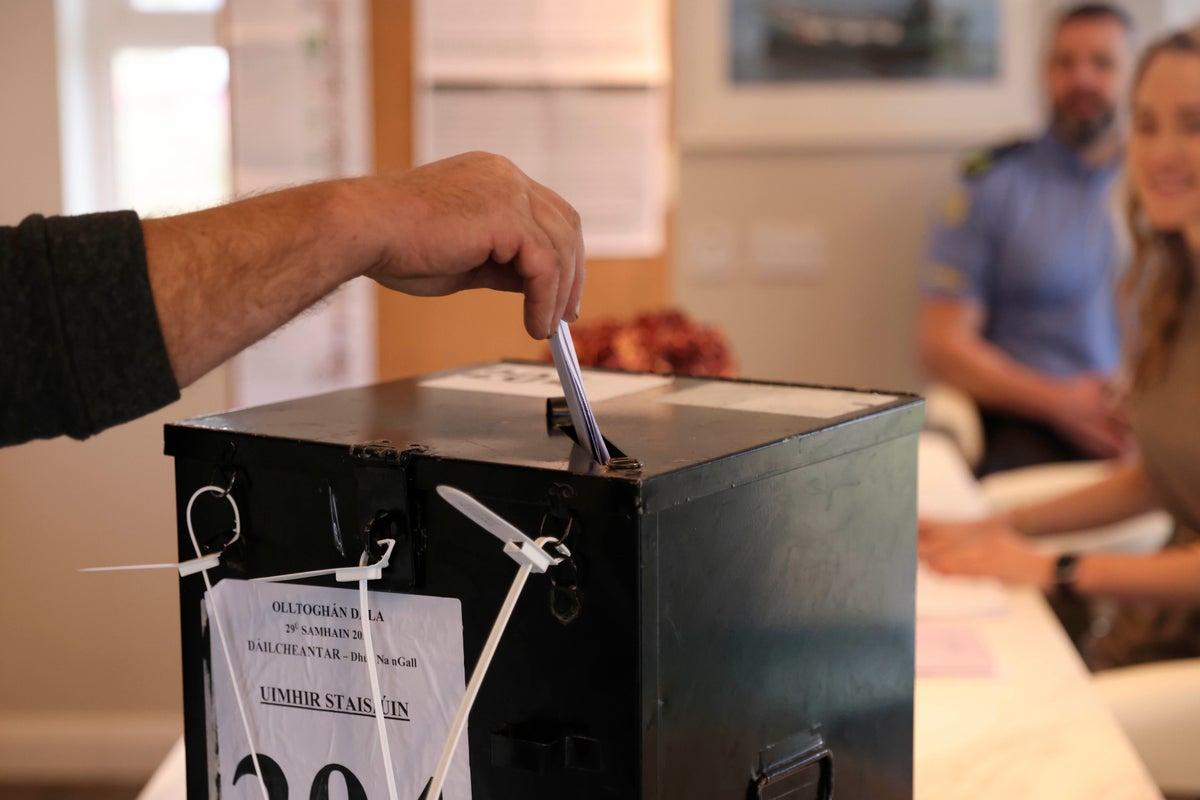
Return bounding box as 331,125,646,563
1048,372,1133,459
145,151,587,388
347,152,585,340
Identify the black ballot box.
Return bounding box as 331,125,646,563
165,362,922,800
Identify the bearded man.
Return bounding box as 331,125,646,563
920,3,1136,476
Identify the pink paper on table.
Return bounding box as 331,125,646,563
915,620,998,678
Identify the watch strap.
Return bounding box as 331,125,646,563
1054,552,1081,598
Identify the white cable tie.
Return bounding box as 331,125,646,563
426,486,566,800
358,554,401,800
80,553,222,578
185,485,269,800
436,486,562,573
250,538,396,584
426,535,560,800
248,538,399,797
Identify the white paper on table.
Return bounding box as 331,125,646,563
420,362,672,402
916,620,999,679
659,381,897,419
916,563,1010,620
209,579,471,799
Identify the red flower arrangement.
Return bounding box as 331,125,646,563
552,309,736,378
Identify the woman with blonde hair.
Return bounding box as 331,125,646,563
921,28,1200,669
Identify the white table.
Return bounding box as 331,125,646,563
142,433,1162,799
915,432,1162,799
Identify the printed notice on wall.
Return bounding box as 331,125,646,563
420,362,672,402
208,579,471,799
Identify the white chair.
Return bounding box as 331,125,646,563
922,383,985,470
1094,659,1200,798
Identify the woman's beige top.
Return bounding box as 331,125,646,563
1082,294,1200,670
1131,285,1200,534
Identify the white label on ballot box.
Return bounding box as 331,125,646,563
209,579,471,799
660,381,896,419
420,362,672,401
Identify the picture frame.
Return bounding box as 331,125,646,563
676,0,1041,150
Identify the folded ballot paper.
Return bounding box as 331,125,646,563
549,320,611,465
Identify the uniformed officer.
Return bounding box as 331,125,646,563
920,2,1136,476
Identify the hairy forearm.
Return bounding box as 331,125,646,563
141,153,587,390
1075,544,1200,605
1001,462,1156,536
143,180,366,388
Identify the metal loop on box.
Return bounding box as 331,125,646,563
539,511,574,548
209,469,237,499
187,483,243,550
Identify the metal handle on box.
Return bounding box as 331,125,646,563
491,724,604,774
748,728,834,800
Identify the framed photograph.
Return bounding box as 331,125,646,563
677,0,1041,149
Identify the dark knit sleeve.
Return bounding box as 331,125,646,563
0,211,180,446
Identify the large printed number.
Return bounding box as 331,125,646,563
234,754,289,799
234,754,368,800
310,764,369,800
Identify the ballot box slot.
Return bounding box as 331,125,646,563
546,396,642,473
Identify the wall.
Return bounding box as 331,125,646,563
673,0,1186,394
677,147,953,392
0,0,229,782
370,0,674,381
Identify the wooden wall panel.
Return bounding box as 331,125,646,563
369,0,412,175
369,0,672,380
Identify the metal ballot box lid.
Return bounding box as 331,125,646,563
165,363,923,800
166,362,922,512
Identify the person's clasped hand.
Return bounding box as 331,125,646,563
352,151,587,340
1049,372,1135,459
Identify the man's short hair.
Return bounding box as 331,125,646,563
1055,3,1135,36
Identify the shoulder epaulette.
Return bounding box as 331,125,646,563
961,138,1034,180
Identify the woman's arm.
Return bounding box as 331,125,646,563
1002,460,1157,536
920,460,1156,557
928,528,1200,607
1074,544,1200,605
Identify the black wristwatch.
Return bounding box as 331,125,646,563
1054,553,1081,598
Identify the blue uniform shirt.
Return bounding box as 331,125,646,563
925,132,1123,377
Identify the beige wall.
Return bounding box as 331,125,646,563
673,0,1178,395
1,0,63,219
676,148,955,392
0,0,229,782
